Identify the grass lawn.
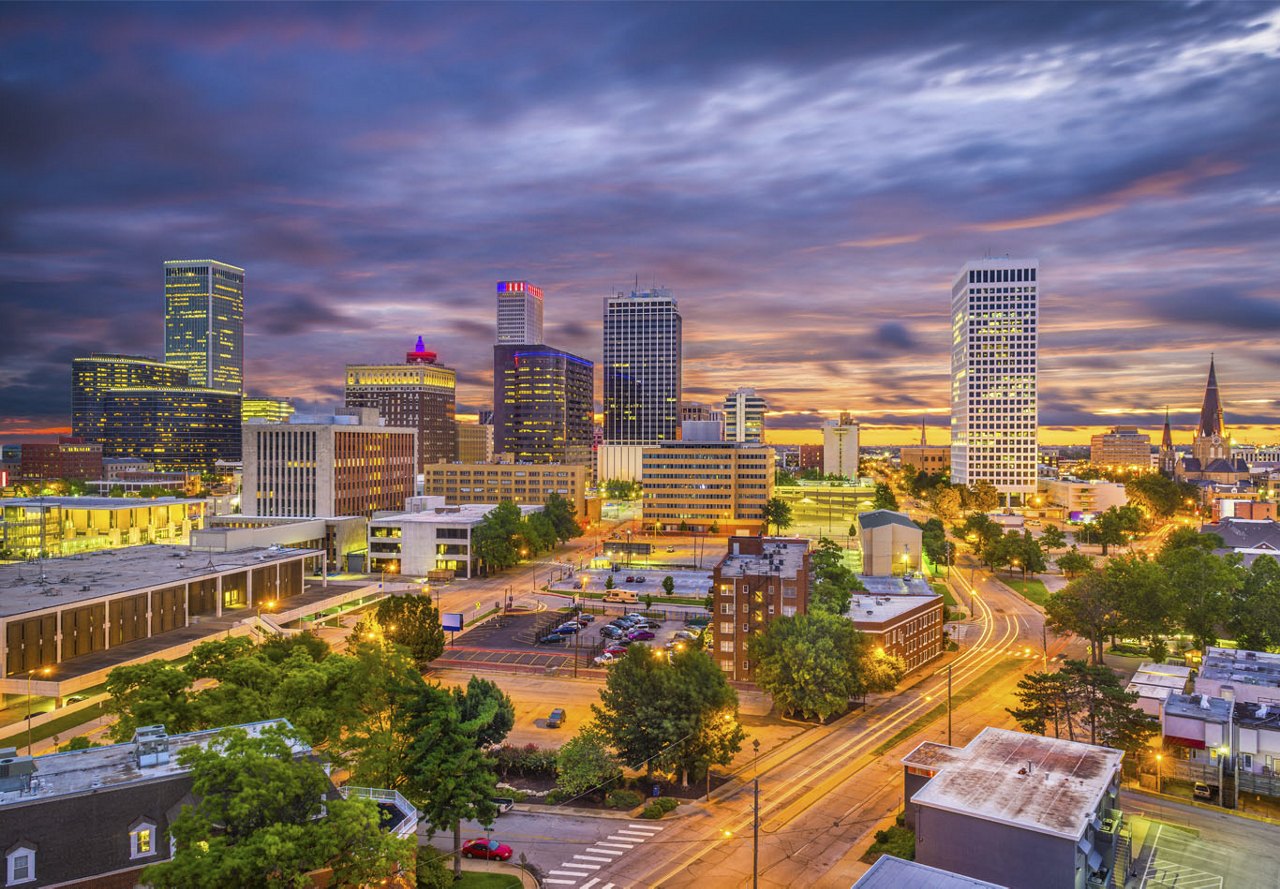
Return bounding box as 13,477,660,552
455,873,522,889
861,824,916,864
0,702,107,750
930,583,957,608
1004,578,1050,607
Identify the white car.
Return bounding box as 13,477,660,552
593,652,620,666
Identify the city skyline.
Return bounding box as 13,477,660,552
2,3,1279,447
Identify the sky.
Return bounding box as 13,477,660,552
2,1,1279,448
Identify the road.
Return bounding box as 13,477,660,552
544,561,1078,889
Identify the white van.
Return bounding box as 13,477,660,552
603,590,639,604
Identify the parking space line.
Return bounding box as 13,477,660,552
580,880,600,889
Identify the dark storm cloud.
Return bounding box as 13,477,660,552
2,2,1280,441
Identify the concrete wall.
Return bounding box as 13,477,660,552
861,522,922,576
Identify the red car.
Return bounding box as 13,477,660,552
603,645,628,657
462,838,513,861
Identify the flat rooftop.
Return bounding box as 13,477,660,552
371,503,541,526
0,544,321,618
0,720,303,808
1200,646,1280,689
902,741,967,772
1127,662,1192,700
717,540,807,578
2,496,203,511
1164,693,1232,723
854,856,1007,889
858,574,936,596
848,593,940,625
908,727,1123,840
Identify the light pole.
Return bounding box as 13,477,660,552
752,738,760,889
947,664,953,746
1155,752,1163,794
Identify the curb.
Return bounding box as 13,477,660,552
1123,784,1280,826
516,798,705,822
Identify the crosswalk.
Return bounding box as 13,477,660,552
542,822,663,888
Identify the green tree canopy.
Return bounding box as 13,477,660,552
375,594,446,668
555,725,622,801
1056,546,1094,578
105,661,200,742
142,724,410,889
1008,660,1157,752
1039,524,1067,553
871,483,899,511
541,492,583,541
1044,571,1118,664
452,675,515,749
1230,555,1280,652
763,497,794,534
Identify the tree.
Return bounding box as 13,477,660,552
662,575,676,596
603,479,640,501
1056,546,1094,578
871,483,898,511
1104,554,1175,660
1125,473,1182,519
1040,524,1067,553
453,675,515,749
402,683,499,879
774,468,798,487
809,536,864,615
541,492,583,541
660,649,745,785
142,724,411,889
917,518,948,571
1230,555,1280,652
343,642,432,791
1044,571,1119,664
966,480,1000,513
927,485,964,522
105,661,199,742
956,513,1003,551
604,573,615,590
555,725,622,801
375,594,446,668
1093,505,1143,556
751,612,876,721
593,647,670,778
471,500,523,573
1008,670,1070,737
763,497,793,534
1008,661,1157,753
1159,542,1240,650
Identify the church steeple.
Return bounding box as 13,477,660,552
1161,406,1173,450
1198,355,1225,439
920,416,927,448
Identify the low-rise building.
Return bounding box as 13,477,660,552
1200,517,1280,566
422,462,592,521
0,719,417,889
18,437,103,482
899,444,951,475
1042,478,1128,519
1212,500,1277,521
848,590,943,673
87,470,202,496
1196,646,1280,705
854,856,1006,888
1126,662,1192,717
0,497,206,559
903,727,1124,889
858,509,923,576
367,498,542,578
710,537,810,681
102,457,154,479
0,544,321,690
456,422,494,463
773,480,876,534
640,442,773,535
1159,691,1280,799
194,515,368,572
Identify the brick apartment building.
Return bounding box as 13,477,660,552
711,536,810,681
18,437,104,482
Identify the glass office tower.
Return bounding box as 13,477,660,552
603,287,682,444
164,259,245,394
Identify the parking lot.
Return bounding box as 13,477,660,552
566,567,713,598
1137,821,1225,889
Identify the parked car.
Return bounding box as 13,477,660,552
554,623,580,634
666,545,675,552
575,613,595,623
614,615,643,627
626,575,636,583
547,708,567,728
593,653,619,666
1194,782,1215,800
601,625,625,639
462,839,513,861
685,617,710,629
490,797,516,815
603,645,629,656
603,590,638,604
627,628,656,641
635,575,646,583
538,633,568,645
674,629,700,641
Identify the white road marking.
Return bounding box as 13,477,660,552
608,834,644,842
586,847,624,856
550,870,588,877
574,855,613,863
595,842,634,849
580,880,600,889
560,863,600,871
614,830,651,839
602,884,616,889
545,881,579,886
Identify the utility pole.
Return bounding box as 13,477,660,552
752,738,760,889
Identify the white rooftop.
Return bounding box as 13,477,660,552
0,720,304,808
371,502,542,527
1199,646,1280,689
854,856,1007,889
1126,662,1191,700
718,539,807,578
908,727,1122,840
848,593,940,624
2,496,203,511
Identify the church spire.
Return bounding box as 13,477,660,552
1161,406,1173,450
1197,355,1225,439
920,415,927,448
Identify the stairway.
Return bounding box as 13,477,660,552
1111,828,1132,889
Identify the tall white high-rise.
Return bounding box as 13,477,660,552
164,259,244,394
723,388,768,443
823,413,859,479
950,258,1039,505
603,287,682,443
495,281,544,345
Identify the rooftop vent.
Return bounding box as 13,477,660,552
0,754,36,794
134,724,171,768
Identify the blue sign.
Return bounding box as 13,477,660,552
442,612,464,632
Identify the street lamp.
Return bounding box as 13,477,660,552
1155,752,1163,794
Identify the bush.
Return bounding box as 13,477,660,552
416,849,452,889
606,789,643,810
640,802,665,819
494,743,558,779
544,789,568,805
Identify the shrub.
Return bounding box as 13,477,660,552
544,789,568,805
640,802,665,819
606,789,643,810
494,743,558,779
656,797,679,813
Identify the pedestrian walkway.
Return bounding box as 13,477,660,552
542,822,663,887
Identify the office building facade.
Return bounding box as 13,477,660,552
1090,426,1152,471
603,288,682,444
496,280,545,345
98,386,242,469
242,395,295,424
18,437,103,482
950,259,1039,505
422,462,592,519
823,413,860,479
640,442,773,534
71,353,191,441
492,345,594,465
723,388,768,444
456,423,495,463
242,408,417,519
163,259,245,394
344,338,458,469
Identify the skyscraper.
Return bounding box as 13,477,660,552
823,413,859,479
344,337,458,470
603,287,682,443
163,259,245,394
492,344,594,464
723,388,768,444
72,353,192,440
950,258,1039,505
496,280,544,345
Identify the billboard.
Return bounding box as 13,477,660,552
442,612,464,633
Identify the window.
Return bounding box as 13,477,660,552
130,821,157,859
6,846,35,885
